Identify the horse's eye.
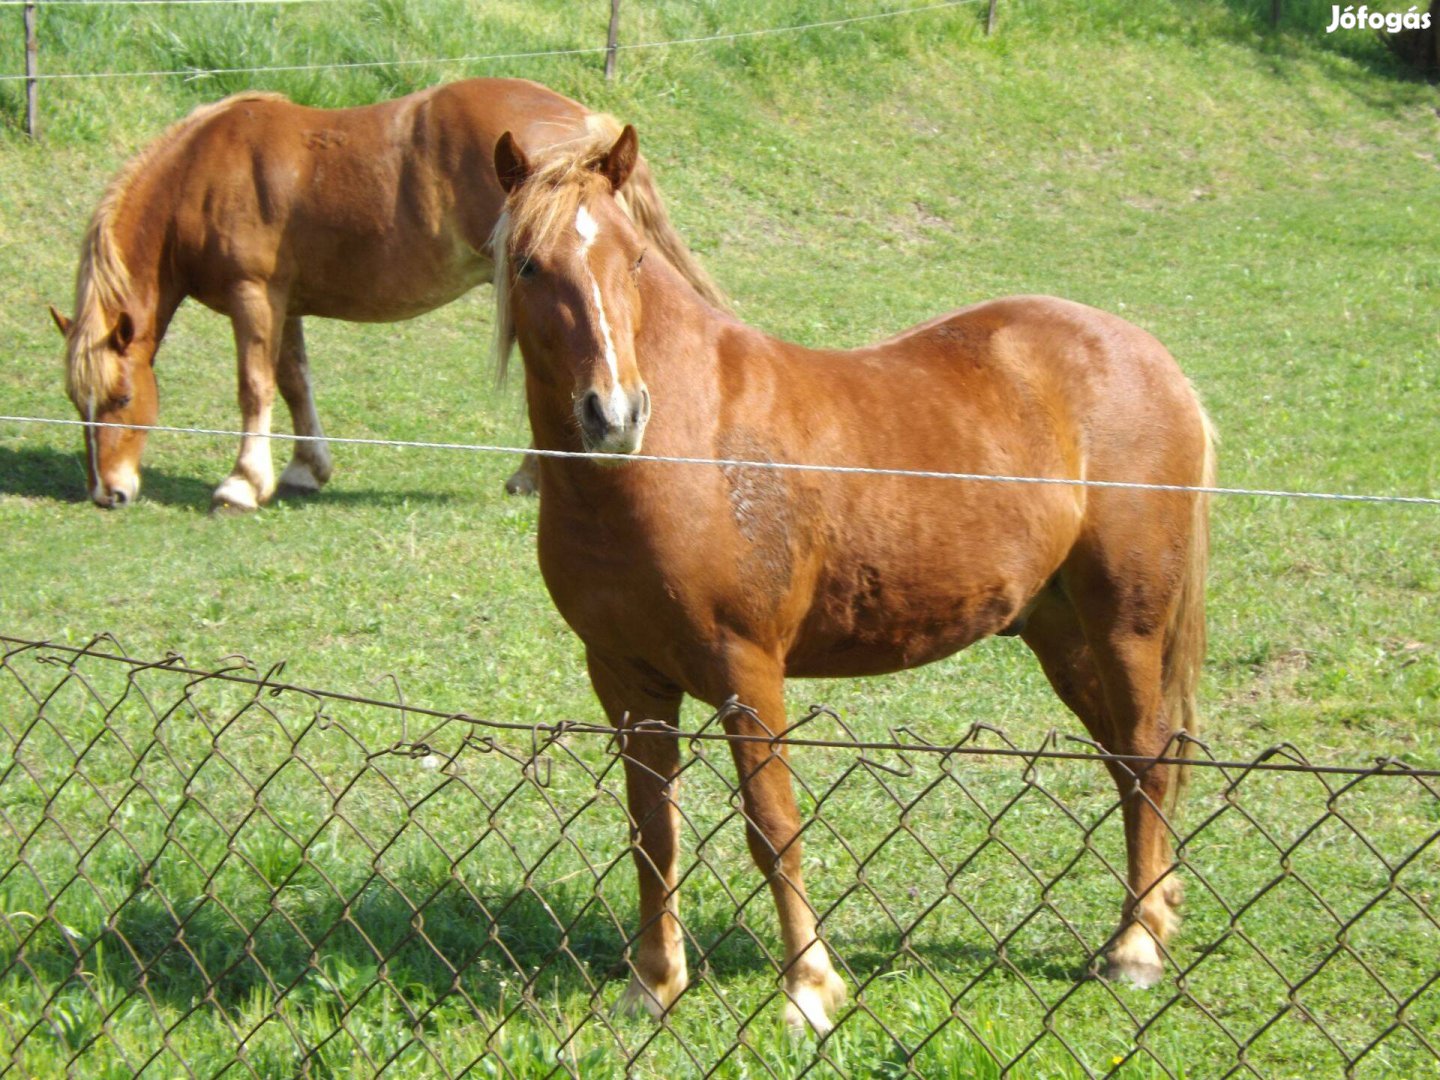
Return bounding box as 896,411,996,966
515,256,538,280
633,248,646,272
113,394,132,409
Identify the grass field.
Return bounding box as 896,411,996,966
0,0,1437,1075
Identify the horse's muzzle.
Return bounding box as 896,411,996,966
578,385,650,458
92,472,140,509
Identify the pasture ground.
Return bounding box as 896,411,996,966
0,1,1436,1075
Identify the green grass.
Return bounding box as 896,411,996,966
0,0,1438,1075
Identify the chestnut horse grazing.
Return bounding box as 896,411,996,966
49,78,725,509
492,126,1215,1034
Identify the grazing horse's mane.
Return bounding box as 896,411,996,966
490,113,729,384
65,91,287,406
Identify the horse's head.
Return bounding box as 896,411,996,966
50,301,157,508
492,125,651,460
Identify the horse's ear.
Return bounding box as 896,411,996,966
602,125,639,192
48,305,73,338
494,132,531,194
108,311,135,355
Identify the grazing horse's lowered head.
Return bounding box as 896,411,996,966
492,125,653,461
49,240,158,509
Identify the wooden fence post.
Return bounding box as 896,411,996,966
24,1,39,138
986,0,997,35
604,0,620,80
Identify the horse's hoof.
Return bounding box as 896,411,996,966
1104,955,1165,990
277,459,327,495
210,499,257,515
211,476,261,512
504,474,537,496
612,968,686,1022
783,967,847,1036
504,454,540,496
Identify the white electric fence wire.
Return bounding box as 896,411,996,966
2,414,1436,506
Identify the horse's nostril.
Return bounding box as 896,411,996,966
582,391,606,433
634,387,651,425
110,488,130,507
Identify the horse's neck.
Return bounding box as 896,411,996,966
109,188,185,339
640,257,749,435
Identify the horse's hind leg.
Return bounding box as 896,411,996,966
586,650,690,1020
214,283,284,511
1022,583,1183,989
275,317,334,496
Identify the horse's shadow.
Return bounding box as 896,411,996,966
9,863,1087,1034
0,444,469,510
0,444,214,507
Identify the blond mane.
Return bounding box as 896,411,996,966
65,91,287,406
490,114,637,384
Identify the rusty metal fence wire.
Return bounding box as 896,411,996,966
0,634,1436,1078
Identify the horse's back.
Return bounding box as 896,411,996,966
165,79,592,318
865,294,1208,484
707,294,1210,676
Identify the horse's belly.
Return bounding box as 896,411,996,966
786,591,1019,678
786,633,981,679
291,238,490,321
783,538,1058,680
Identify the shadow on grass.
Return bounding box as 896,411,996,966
5,860,1084,1032
1214,0,1433,90
0,444,216,507
0,444,91,504
274,484,463,510
0,444,467,510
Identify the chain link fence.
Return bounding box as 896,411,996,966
0,634,1435,1078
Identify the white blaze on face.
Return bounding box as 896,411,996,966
85,393,101,503
575,204,629,422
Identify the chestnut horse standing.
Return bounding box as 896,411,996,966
491,126,1215,1033
49,78,725,509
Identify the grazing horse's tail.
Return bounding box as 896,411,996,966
1162,401,1217,818
585,114,732,313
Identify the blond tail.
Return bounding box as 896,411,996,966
1162,402,1216,819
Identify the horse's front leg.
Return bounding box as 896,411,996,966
213,283,283,511
587,649,690,1019
717,644,847,1035
275,316,333,496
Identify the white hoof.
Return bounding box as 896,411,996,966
783,967,847,1035
211,474,261,512
613,969,687,1021
1104,923,1166,989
